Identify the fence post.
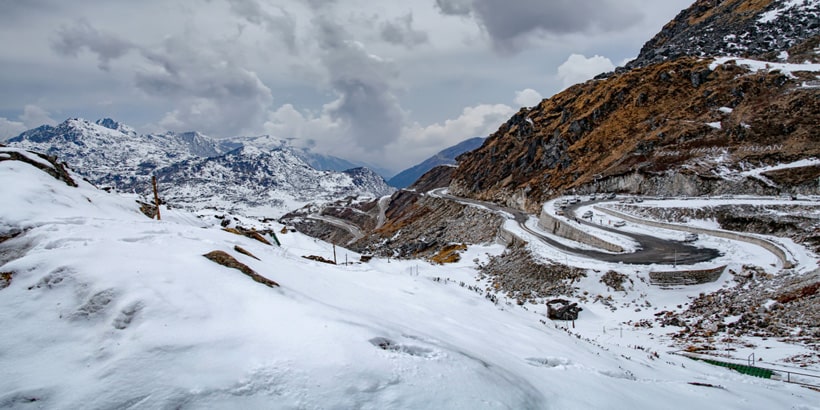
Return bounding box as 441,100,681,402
152,175,161,220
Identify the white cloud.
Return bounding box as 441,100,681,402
263,103,343,149
0,104,57,140
556,53,615,89
264,102,514,173
389,103,514,170
0,118,27,140
513,88,543,107
20,104,57,127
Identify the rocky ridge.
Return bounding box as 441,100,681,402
8,118,230,192
626,0,820,70
155,146,394,216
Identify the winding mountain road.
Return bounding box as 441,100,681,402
308,215,364,245
375,195,391,230
429,189,721,266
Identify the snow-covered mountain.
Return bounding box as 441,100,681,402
155,145,394,216
2,145,816,408
6,118,394,216
231,134,392,177
7,118,230,192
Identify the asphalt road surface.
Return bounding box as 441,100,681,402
431,189,721,266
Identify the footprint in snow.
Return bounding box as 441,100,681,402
369,337,437,358
525,357,573,368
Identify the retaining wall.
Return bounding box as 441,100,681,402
495,226,517,246
537,211,624,253
649,265,726,287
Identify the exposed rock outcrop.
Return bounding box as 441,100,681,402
203,250,279,288
660,268,820,348
627,0,820,69
353,190,504,258
477,244,587,304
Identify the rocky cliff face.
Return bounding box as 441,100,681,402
352,191,504,259
626,0,820,69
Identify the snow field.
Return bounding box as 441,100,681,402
2,159,819,408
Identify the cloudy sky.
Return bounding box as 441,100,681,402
0,0,691,173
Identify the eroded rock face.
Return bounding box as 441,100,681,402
354,191,504,259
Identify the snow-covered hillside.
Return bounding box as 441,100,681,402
1,149,817,408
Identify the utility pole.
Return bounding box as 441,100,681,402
151,175,161,220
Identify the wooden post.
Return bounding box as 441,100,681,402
152,175,161,220
332,244,337,264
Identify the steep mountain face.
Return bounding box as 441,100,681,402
387,137,485,188
6,118,394,216
342,167,396,197
155,146,394,216
626,0,820,69
449,0,819,213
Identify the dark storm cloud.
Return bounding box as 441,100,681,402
131,36,273,135
49,18,272,136
436,0,643,52
380,13,429,48
312,16,405,151
0,0,61,23
222,0,297,52
51,19,136,70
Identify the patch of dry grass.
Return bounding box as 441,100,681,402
429,243,467,264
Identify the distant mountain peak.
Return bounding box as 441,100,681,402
387,137,485,188
92,117,137,137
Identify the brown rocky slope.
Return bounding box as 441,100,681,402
451,56,819,213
